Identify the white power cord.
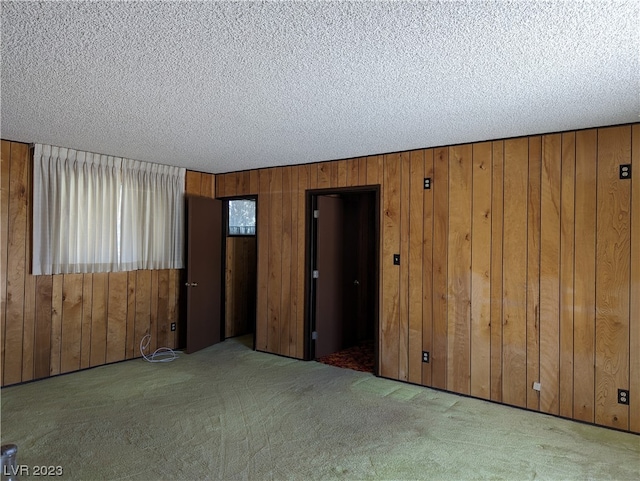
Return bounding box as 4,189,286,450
140,334,179,363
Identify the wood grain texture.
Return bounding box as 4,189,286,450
408,150,424,385
233,240,250,339
34,275,52,379
150,270,159,353
337,160,348,187
200,174,215,199
60,274,83,373
318,163,331,189
240,171,251,196
367,155,383,186
471,142,492,400
125,271,136,359
225,173,237,197
380,153,400,379
490,141,504,401
22,271,36,382
22,148,35,382
185,171,203,195
215,174,226,198
4,142,28,384
22,145,36,382
2,125,639,433
235,172,243,196
330,161,339,187
229,172,239,196
289,167,299,357
167,269,179,349
0,141,10,386
560,132,576,418
106,272,126,364
135,270,152,357
347,158,360,187
50,275,63,375
295,164,308,359
250,170,259,195
422,149,434,387
540,133,561,414
157,270,170,349
80,274,93,369
447,144,472,395
0,140,184,386
267,168,283,354
89,272,107,367
526,136,541,410
359,157,368,185
502,138,528,408
630,124,640,434
595,125,631,430
573,129,597,423
308,163,318,190
225,239,236,337
255,169,270,351
280,167,292,356
540,134,562,414
398,152,410,381
432,147,449,390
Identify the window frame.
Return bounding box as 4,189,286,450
226,196,257,238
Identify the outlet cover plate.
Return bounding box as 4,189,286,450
618,389,629,405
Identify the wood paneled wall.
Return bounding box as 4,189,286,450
0,140,192,386
225,236,256,338
2,124,638,433
216,124,639,433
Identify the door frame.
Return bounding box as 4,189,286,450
220,194,258,350
304,185,380,374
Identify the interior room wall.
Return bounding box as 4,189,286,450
0,140,193,387
215,123,639,434
2,123,638,434
224,236,257,338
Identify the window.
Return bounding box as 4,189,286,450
228,199,256,236
32,144,185,275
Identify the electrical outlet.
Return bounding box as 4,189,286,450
619,164,631,179
422,351,430,363
424,178,432,190
170,323,176,332
618,389,629,405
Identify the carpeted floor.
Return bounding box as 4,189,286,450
317,340,375,373
1,335,638,480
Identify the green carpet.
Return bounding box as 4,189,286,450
1,336,638,480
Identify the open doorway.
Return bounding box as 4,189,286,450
223,197,257,347
307,187,379,374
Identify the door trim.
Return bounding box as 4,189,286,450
304,185,380,374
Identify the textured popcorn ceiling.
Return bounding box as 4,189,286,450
2,1,639,173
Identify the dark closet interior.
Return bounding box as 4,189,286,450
312,189,378,372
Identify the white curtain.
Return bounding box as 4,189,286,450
32,144,185,275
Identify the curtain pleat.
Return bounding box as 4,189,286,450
32,144,185,275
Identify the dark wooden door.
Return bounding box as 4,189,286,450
185,195,223,354
314,195,345,358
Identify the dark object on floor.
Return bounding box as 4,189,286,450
317,340,374,373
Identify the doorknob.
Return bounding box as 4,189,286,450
353,279,360,285
184,282,198,287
